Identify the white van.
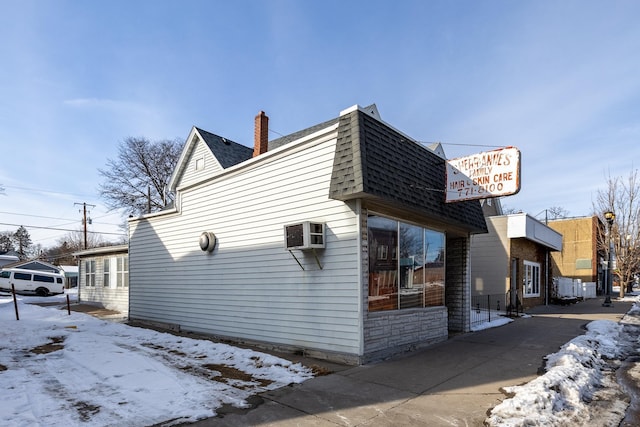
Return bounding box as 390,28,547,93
0,268,65,296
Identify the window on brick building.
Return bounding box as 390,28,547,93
523,261,540,297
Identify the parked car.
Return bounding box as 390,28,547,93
0,268,65,296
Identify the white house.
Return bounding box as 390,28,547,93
74,245,129,314
128,104,487,364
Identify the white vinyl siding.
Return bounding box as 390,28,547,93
470,216,510,296
78,252,129,315
174,137,223,188
129,133,362,356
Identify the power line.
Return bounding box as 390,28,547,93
2,184,98,199
0,222,124,236
0,210,124,227
268,128,285,137
418,141,504,148
0,211,72,221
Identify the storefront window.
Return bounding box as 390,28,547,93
399,223,424,309
424,229,445,306
368,216,398,311
368,214,445,312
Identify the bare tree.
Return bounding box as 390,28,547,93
59,230,105,252
501,205,521,215
99,137,182,215
43,231,101,265
546,206,570,220
43,240,75,265
593,169,640,294
28,243,44,260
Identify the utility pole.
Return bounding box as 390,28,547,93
74,202,96,249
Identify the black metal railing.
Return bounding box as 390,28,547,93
505,289,523,318
471,294,509,328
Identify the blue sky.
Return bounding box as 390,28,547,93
1,0,639,248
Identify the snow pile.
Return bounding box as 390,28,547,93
470,308,514,332
0,297,313,426
486,319,631,426
622,301,640,326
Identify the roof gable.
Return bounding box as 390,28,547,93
169,127,252,191
196,128,253,168
3,259,61,273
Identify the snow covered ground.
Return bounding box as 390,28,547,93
471,309,515,331
486,293,640,427
0,291,313,426
2,290,640,426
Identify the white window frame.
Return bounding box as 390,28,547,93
116,256,129,288
103,258,110,287
85,260,96,288
523,260,541,297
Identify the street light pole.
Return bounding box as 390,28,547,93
603,211,615,307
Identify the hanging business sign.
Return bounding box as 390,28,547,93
445,146,521,203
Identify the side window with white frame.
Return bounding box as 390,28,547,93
85,260,96,288
523,260,541,297
103,258,110,287
117,256,129,288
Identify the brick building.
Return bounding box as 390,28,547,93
470,213,562,310
547,216,604,293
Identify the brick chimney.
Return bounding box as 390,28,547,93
253,111,269,157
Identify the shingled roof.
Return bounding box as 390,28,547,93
329,108,487,234
267,117,339,151
195,127,253,168
185,106,486,235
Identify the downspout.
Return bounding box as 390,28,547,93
357,200,364,362
127,229,131,321
544,213,549,306
545,250,549,306
76,256,81,304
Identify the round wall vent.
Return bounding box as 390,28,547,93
199,232,217,252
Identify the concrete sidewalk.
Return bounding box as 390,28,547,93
186,296,634,427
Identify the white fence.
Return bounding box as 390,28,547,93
554,277,596,300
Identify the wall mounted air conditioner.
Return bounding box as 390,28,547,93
284,222,325,250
